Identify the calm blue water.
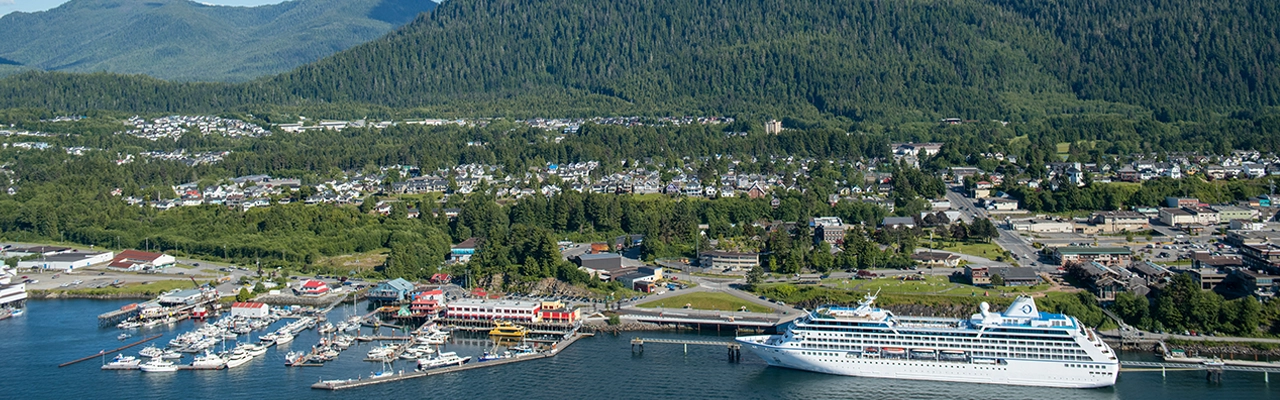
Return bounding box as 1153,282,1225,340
0,300,1274,399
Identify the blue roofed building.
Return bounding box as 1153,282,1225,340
368,278,417,303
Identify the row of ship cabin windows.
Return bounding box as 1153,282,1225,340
804,331,1082,348
800,326,1073,340
801,343,1091,361
798,351,1012,368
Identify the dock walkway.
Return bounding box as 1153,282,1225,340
311,333,593,390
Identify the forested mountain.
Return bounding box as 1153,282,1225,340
0,0,1276,120
0,0,437,82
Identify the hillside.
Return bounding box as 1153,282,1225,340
0,0,1276,120
0,0,437,82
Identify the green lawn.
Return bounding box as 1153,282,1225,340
47,279,195,296
312,249,388,274
814,273,1051,296
637,292,772,313
920,240,1007,260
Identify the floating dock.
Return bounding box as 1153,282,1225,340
60,334,164,367
310,332,593,390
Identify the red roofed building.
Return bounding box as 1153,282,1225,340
409,289,446,317
431,273,452,284
107,250,177,272
298,280,330,296
230,302,270,318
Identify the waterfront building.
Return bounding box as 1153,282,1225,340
368,278,416,302
737,294,1119,388
229,302,269,318
409,289,446,317
538,301,580,323
446,299,541,322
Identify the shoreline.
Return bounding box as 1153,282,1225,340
23,296,1278,357
27,290,156,300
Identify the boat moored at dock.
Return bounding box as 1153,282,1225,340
736,293,1119,389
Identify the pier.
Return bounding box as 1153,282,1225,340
310,332,593,390
629,337,742,362
1119,360,1280,383
60,334,163,367
97,306,140,328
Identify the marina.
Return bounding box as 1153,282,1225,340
3,299,1278,399
310,332,593,390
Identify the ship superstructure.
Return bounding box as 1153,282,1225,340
736,293,1118,388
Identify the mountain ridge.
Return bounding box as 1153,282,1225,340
0,0,1275,121
0,0,437,82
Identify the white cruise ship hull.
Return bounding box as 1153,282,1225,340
738,335,1117,389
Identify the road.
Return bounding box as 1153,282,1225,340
944,186,983,223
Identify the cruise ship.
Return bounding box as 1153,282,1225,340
736,293,1118,388
0,265,27,320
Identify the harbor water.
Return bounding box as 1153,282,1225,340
0,299,1274,400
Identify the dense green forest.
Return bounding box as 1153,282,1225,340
0,0,1276,120
1111,275,1279,336
0,0,435,82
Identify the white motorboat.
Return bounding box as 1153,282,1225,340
191,350,226,369
139,357,178,372
160,350,183,360
416,352,470,370
366,345,396,360
139,345,164,358
224,348,252,368
105,354,141,368
238,342,267,357
274,332,294,345
258,333,278,343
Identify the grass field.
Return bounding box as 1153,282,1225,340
637,292,773,313
920,240,1007,260
313,249,388,273
47,280,196,296
817,273,1052,297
